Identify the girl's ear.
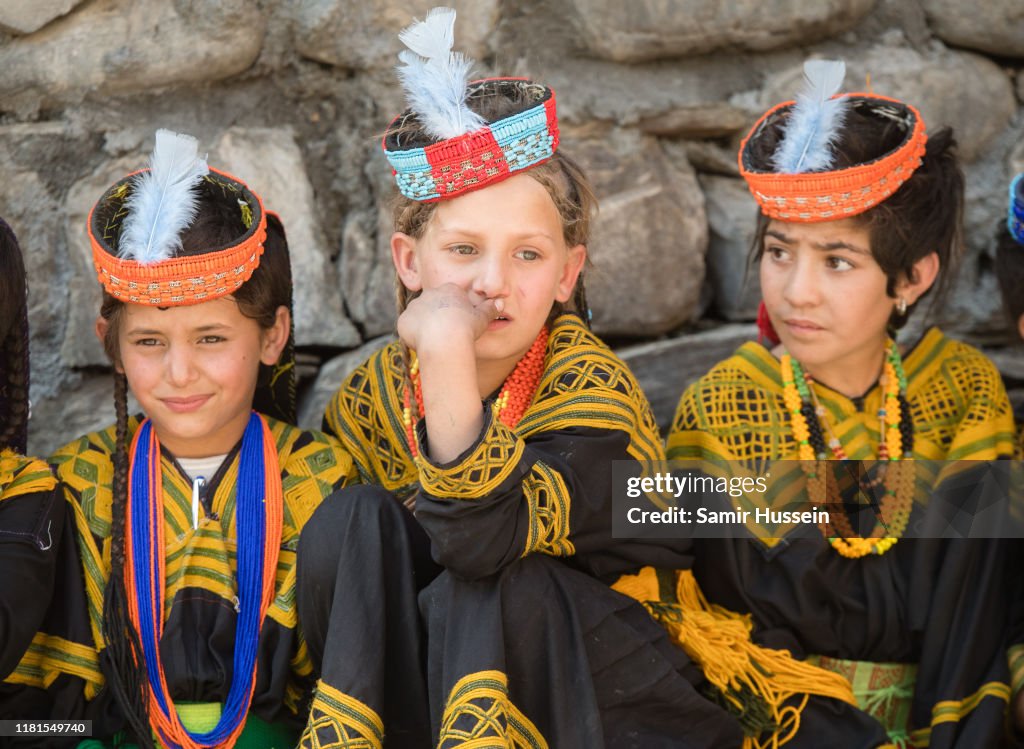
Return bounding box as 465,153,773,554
898,251,940,306
555,244,587,303
94,316,124,374
260,306,291,365
391,232,422,292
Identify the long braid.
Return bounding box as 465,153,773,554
100,371,156,749
0,301,30,453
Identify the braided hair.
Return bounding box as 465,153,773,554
0,219,30,454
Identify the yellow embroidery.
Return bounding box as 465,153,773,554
522,462,574,557
417,414,524,500
438,670,548,749
299,680,383,749
0,449,56,499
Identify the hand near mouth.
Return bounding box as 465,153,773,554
398,283,502,354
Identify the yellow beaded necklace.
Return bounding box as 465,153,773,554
781,339,914,558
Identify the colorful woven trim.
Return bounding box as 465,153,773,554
88,168,267,306
1008,173,1024,244
383,78,559,202
124,412,283,749
808,655,916,746
739,94,927,223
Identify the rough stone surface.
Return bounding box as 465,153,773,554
0,0,266,113
619,324,756,431
28,372,140,458
212,128,360,349
762,45,1015,162
338,147,401,340
923,0,1024,59
565,0,876,62
1012,138,1024,178
701,175,761,321
298,336,394,430
0,0,85,35
683,142,741,177
571,128,707,337
292,0,498,70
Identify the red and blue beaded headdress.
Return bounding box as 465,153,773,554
1008,173,1024,245
382,8,559,202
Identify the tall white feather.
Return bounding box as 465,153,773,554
771,60,850,174
120,129,209,264
396,7,484,140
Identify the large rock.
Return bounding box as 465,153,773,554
338,147,401,340
701,175,761,321
298,336,394,430
565,0,875,62
0,0,85,35
212,128,360,349
292,0,497,71
28,372,140,458
545,54,771,129
618,324,756,431
0,0,266,111
923,0,1024,58
569,126,707,337
761,45,1015,162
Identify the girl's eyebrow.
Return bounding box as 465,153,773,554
125,323,231,336
765,229,869,255
436,227,556,243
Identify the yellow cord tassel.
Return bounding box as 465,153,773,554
612,567,857,749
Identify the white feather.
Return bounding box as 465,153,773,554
120,129,209,264
771,60,850,174
396,7,484,140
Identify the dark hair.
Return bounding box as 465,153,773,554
390,80,597,324
97,187,291,746
0,219,29,453
746,105,964,329
995,220,1024,341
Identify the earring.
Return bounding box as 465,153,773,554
897,297,908,315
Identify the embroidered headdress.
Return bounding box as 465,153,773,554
382,7,559,202
88,129,296,423
739,60,928,223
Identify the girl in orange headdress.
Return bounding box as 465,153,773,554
1,131,431,749
667,61,1018,748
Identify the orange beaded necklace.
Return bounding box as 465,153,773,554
403,326,549,458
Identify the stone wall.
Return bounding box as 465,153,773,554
1,0,1021,454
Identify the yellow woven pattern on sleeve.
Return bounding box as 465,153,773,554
299,679,384,749
522,461,574,558
417,410,524,500
438,670,548,749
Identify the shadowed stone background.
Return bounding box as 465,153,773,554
1,0,1021,455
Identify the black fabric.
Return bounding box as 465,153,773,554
0,483,63,680
420,553,745,749
297,485,437,748
694,488,1015,748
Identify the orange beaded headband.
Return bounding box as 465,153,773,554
739,93,928,223
88,167,267,306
